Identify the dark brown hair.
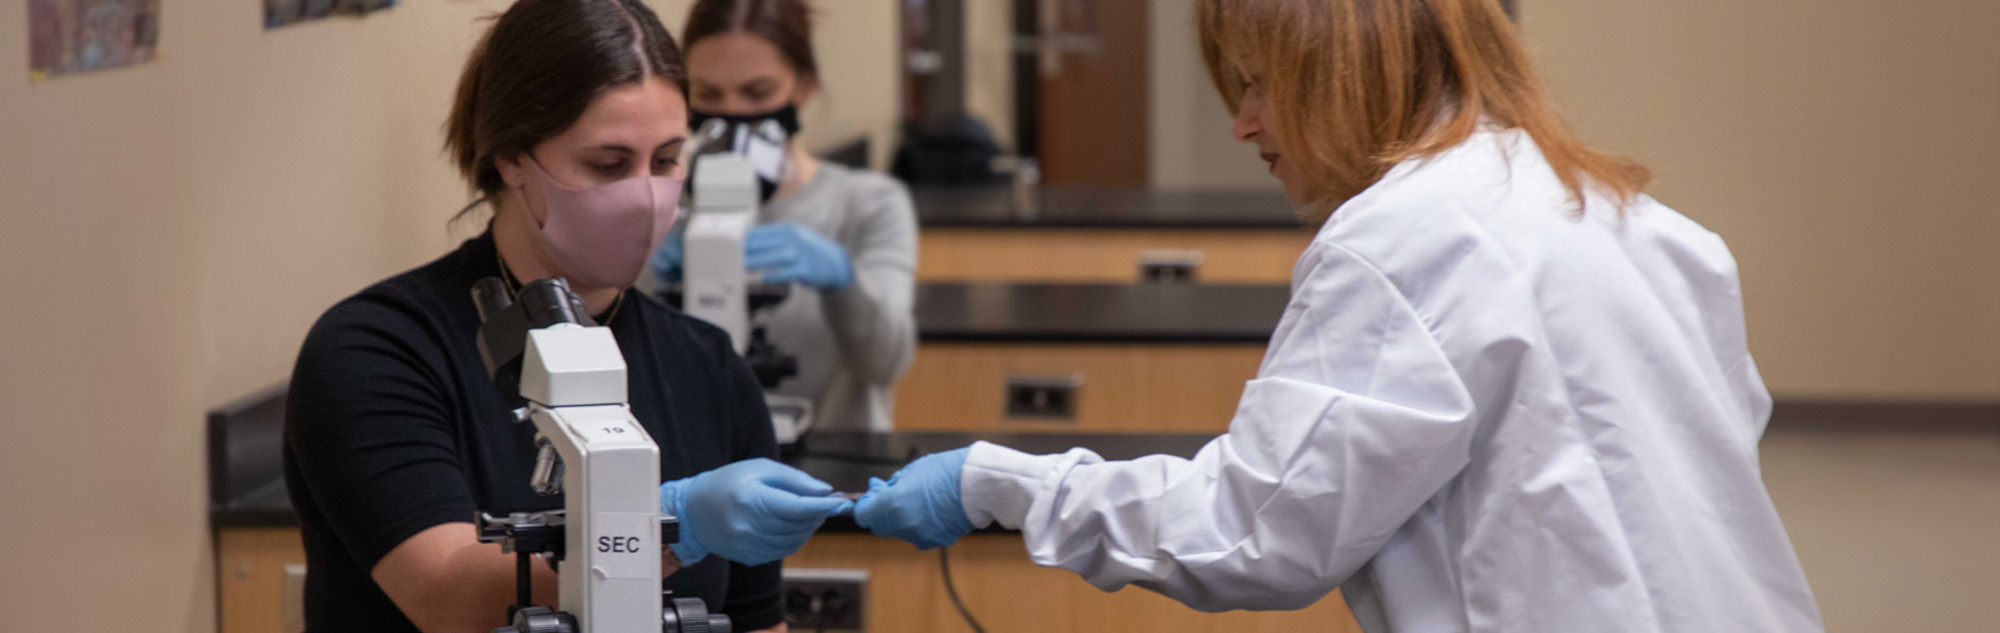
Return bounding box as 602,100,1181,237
1199,0,1650,218
445,0,688,197
682,0,818,81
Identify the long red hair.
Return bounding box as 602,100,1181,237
1198,0,1649,218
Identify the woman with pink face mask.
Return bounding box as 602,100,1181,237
283,2,840,632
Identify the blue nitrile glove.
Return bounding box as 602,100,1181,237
649,227,687,286
744,223,854,291
658,458,853,566
853,448,974,550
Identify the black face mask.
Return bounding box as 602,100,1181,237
689,103,802,139
689,104,802,203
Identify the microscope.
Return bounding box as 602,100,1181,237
471,276,732,633
666,121,814,445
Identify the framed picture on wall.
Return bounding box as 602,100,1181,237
27,0,162,81
264,0,398,31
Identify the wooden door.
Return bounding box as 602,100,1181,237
1036,0,1150,186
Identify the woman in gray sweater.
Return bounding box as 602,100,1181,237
653,0,918,432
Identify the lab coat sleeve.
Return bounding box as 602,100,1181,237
960,241,1480,612
822,174,918,386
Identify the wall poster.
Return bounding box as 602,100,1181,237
28,0,161,81
265,0,398,30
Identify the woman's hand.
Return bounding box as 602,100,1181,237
744,223,854,291
649,228,687,286
853,448,974,550
658,458,853,566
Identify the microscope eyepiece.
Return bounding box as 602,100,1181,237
472,277,515,323
518,278,593,329
473,276,595,391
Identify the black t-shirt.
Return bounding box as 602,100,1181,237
283,232,782,632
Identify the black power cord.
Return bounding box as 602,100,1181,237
939,545,988,633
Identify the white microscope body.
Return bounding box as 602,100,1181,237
679,152,814,444
683,154,760,355
519,324,664,632
473,277,730,633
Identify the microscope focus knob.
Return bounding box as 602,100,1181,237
493,606,576,633
662,596,731,633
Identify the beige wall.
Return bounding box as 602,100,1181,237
2,2,509,631
0,1,895,631
1761,427,2000,632
1522,0,2000,400
964,0,1016,152
1149,0,1281,191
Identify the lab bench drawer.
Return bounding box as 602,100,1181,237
917,228,1311,284
789,533,1362,633
893,343,1265,432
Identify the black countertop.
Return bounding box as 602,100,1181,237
211,431,1222,532
914,282,1289,344
913,184,1304,230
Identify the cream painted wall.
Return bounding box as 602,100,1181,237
1761,427,2000,633
194,2,511,410
1148,0,1280,191
1520,0,2000,399
3,2,515,631
0,37,213,633
964,0,1016,151
797,0,900,169
0,1,895,631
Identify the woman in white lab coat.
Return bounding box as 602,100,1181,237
853,0,1827,631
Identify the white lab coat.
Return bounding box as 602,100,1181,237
959,129,1825,632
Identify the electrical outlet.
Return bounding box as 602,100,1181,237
782,567,867,632
1006,374,1083,420
1138,248,1205,283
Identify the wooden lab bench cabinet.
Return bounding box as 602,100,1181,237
911,186,1312,284
215,527,1362,633
894,343,1265,433
919,227,1311,284
217,528,309,633
903,283,1289,434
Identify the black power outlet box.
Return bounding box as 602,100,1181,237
782,567,867,632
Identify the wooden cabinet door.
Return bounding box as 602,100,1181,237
218,528,307,633
1037,0,1150,186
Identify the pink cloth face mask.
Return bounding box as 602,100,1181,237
518,155,683,289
